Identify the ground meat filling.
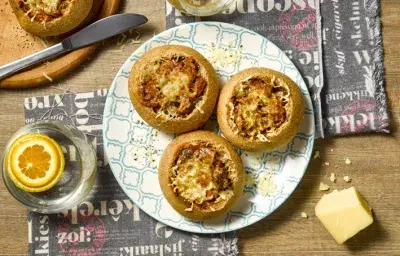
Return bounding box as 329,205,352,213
169,142,236,212
18,0,70,23
138,56,207,119
228,77,290,142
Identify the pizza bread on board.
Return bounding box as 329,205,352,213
9,0,93,36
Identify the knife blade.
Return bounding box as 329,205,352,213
0,13,148,81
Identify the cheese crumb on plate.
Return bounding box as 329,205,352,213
257,170,277,196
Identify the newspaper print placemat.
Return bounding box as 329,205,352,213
320,0,389,136
166,0,324,137
25,90,238,256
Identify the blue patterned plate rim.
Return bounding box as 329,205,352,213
103,21,315,234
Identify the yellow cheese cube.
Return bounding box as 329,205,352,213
315,187,373,244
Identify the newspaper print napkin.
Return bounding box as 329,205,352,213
165,0,390,137
26,90,238,256
320,0,389,136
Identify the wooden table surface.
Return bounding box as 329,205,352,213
1,1,399,255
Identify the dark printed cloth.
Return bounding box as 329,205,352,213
26,90,238,256
320,0,389,136
165,0,390,137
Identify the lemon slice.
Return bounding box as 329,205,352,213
6,133,65,192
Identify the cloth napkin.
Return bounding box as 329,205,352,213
26,90,238,256
165,0,389,137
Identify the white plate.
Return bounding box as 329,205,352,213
103,22,315,234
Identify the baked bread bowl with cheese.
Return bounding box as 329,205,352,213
158,130,244,220
217,67,305,152
9,0,93,36
128,45,219,134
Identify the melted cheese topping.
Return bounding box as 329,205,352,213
228,77,290,141
138,56,207,119
26,0,60,7
170,142,237,210
20,0,67,22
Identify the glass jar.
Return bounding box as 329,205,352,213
167,0,236,16
1,121,97,213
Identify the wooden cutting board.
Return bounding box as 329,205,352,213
0,0,120,89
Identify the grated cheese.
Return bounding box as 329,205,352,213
345,157,352,165
319,182,330,191
245,172,256,187
257,134,270,142
257,170,277,196
117,33,127,46
330,173,336,183
343,176,352,183
203,43,242,70
42,72,53,82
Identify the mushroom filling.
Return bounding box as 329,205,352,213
228,77,290,141
169,142,236,212
138,56,207,119
19,0,71,22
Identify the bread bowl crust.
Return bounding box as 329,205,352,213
158,130,244,220
128,45,219,134
9,0,93,36
217,68,305,152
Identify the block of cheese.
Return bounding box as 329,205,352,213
315,187,373,244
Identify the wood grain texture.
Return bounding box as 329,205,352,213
0,0,120,89
0,0,399,255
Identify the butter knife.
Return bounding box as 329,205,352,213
0,13,148,80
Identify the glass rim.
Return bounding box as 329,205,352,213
1,120,97,213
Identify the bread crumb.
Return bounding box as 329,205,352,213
319,182,330,191
301,212,308,219
313,151,320,159
324,162,330,166
343,176,352,183
345,157,352,165
330,149,334,152
330,173,336,183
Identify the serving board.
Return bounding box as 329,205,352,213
0,0,120,89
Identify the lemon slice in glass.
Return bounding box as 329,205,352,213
6,133,65,192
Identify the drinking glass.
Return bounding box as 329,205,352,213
1,121,97,213
168,0,236,16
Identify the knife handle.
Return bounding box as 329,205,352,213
0,43,67,81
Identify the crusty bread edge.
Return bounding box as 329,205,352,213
128,45,219,134
217,67,305,152
9,0,93,36
158,130,244,220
